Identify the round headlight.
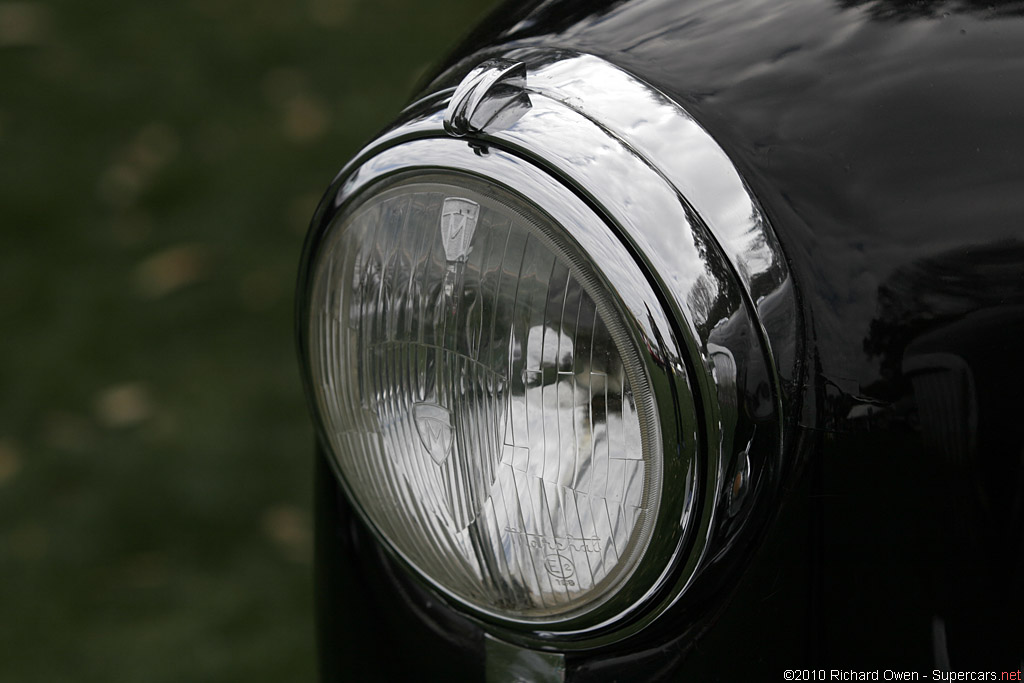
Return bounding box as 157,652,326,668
300,50,787,647
309,172,662,621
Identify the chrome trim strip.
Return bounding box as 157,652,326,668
444,58,532,136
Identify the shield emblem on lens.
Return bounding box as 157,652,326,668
413,402,454,465
404,357,505,531
440,197,479,262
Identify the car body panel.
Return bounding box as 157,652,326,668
311,0,1024,678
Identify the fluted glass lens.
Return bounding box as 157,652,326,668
309,173,661,620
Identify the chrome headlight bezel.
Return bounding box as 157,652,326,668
297,48,788,649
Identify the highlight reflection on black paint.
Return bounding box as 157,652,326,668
864,240,1024,388
836,0,1024,21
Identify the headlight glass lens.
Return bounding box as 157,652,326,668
309,172,661,621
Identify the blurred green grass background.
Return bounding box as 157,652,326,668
0,0,493,679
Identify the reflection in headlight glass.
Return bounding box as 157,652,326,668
309,174,661,620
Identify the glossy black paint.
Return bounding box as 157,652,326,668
315,0,1024,677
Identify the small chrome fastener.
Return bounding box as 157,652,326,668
444,59,531,137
